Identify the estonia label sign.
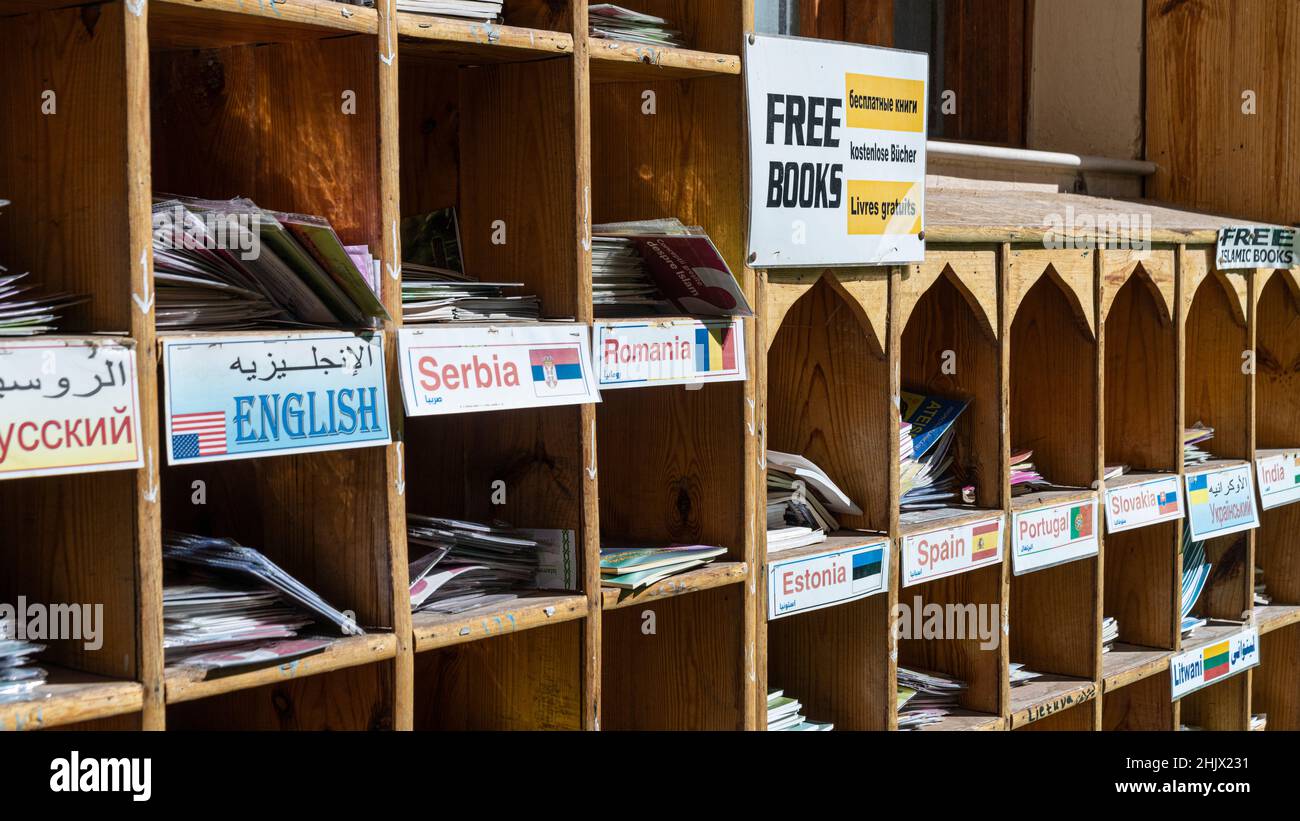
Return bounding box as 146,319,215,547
1011,497,1099,575
1255,450,1300,510
399,324,599,416
1184,463,1259,540
0,338,143,479
745,34,927,267
901,515,1002,587
767,539,888,620
594,317,746,389
1104,474,1184,533
162,332,391,465
1169,626,1259,700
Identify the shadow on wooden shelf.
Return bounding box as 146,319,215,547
397,11,573,64
150,0,378,50
590,38,739,82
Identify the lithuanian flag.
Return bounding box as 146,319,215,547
1203,640,1231,681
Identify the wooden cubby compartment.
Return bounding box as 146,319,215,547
765,275,893,731
1252,622,1300,730
1103,672,1173,731
1178,674,1250,731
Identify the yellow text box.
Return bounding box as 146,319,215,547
846,181,923,235
844,73,925,133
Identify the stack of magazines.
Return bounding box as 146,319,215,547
767,688,832,731
1180,525,1211,637
163,531,362,671
899,391,975,511
0,199,88,335
1009,662,1044,687
591,234,664,316
408,516,574,615
1010,447,1046,495
396,0,502,20
0,615,46,704
1102,616,1119,653
600,544,726,591
767,449,862,552
897,667,966,729
152,195,386,330
1184,423,1215,466
590,4,684,46
401,208,540,322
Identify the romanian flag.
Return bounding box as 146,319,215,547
1069,504,1093,540
971,520,1000,561
1203,640,1231,681
1158,490,1179,515
695,325,737,373
1187,473,1209,506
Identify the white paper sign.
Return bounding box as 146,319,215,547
901,515,1002,587
745,34,927,267
1256,450,1300,510
1215,226,1296,270
0,338,144,479
1170,626,1260,700
594,317,747,389
399,324,599,416
767,539,888,620
1185,463,1259,540
1011,497,1099,575
1104,474,1184,533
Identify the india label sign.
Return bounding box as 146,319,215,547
594,317,746,389
1184,463,1259,540
0,338,143,479
1104,474,1184,533
901,515,1002,586
1255,450,1300,510
1010,497,1099,575
399,324,599,416
767,539,888,620
163,332,391,465
1169,627,1260,700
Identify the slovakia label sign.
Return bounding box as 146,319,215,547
1104,474,1184,533
399,324,599,416
1170,627,1260,700
1011,497,1099,575
0,338,143,479
594,317,746,389
1184,463,1259,540
767,539,888,620
901,515,1003,587
163,332,391,465
1255,450,1300,510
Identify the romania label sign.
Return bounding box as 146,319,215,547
1255,450,1300,510
745,34,927,267
1104,474,1184,533
1184,463,1259,540
399,324,599,416
767,539,888,620
901,515,1003,587
594,317,746,389
0,338,143,479
163,332,391,465
1170,627,1259,700
1011,497,1099,575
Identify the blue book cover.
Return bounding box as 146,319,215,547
900,391,970,459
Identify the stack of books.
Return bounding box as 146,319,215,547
897,666,966,729
401,208,540,323
153,195,387,330
1184,423,1215,466
0,615,46,704
600,544,726,591
1180,524,1211,637
591,234,664,317
590,4,684,46
1251,713,1268,731
0,199,88,335
899,391,973,511
767,449,862,552
1102,616,1119,653
1010,447,1046,495
767,688,833,731
1009,662,1044,687
396,0,502,19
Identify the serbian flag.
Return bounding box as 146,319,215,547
971,520,1000,562
529,346,586,397
695,325,737,373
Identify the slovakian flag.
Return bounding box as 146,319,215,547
971,520,1000,562
1069,504,1093,540
1158,489,1179,515
171,410,227,458
528,346,587,397
695,325,738,374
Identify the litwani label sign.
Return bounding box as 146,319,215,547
163,332,391,465
0,339,143,479
767,539,888,620
745,34,927,267
1184,463,1259,540
1215,226,1296,269
1104,474,1184,533
399,324,599,416
1169,626,1260,700
901,516,1002,587
1255,450,1300,510
1011,497,1099,575
594,318,746,389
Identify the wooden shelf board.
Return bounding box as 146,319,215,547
1183,457,1250,477
1010,487,1097,513
601,561,747,611
151,0,378,50
590,38,740,82
899,506,1002,537
0,665,143,731
913,709,1005,731
0,1,91,14
412,592,588,653
397,13,573,64
766,530,888,564
164,632,396,705
1102,642,1172,691
1256,603,1300,635
1179,620,1250,656
1008,674,1098,729
1104,469,1179,491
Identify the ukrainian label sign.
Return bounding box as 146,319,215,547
1170,627,1260,700
1184,463,1259,540
398,324,599,416
163,332,391,465
1011,497,1099,575
1255,450,1300,510
767,539,888,620
1104,474,1184,533
0,338,143,479
901,515,1003,587
594,317,746,389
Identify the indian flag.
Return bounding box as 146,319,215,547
1203,640,1231,681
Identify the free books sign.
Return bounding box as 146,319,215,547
594,317,746,389
744,34,927,267
1215,226,1296,269
1010,497,1099,575
1169,627,1260,700
398,324,599,416
767,540,888,620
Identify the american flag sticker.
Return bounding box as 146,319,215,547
171,410,227,458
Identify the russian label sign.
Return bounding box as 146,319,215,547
1215,226,1296,270
745,34,927,267
399,324,599,416
0,339,143,479
594,317,746,389
1184,463,1259,540
901,515,1003,587
1104,474,1184,533
1255,450,1300,510
1170,627,1260,700
163,332,391,465
767,539,888,620
1011,497,1099,575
